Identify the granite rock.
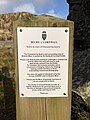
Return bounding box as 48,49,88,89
67,0,90,49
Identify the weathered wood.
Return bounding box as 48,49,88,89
13,18,74,120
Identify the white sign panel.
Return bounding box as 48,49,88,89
17,27,69,97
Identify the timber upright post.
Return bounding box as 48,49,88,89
13,15,74,120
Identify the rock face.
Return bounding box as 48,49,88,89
72,91,90,120
77,81,90,106
0,12,37,41
73,50,90,106
67,1,90,118
67,0,90,50
73,49,90,89
67,0,90,109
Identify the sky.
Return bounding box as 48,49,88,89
0,0,69,19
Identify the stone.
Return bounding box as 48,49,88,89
67,1,90,119
67,0,90,49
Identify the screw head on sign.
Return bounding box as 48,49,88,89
20,29,22,32
65,29,68,32
21,93,24,96
63,93,66,95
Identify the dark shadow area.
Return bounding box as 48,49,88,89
0,66,16,120
67,0,90,51
72,48,90,88
74,41,90,51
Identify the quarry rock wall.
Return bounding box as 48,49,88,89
67,0,90,49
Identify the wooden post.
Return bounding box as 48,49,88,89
13,18,74,120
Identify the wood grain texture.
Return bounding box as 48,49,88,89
13,17,74,120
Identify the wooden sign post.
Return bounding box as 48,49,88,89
14,17,74,120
